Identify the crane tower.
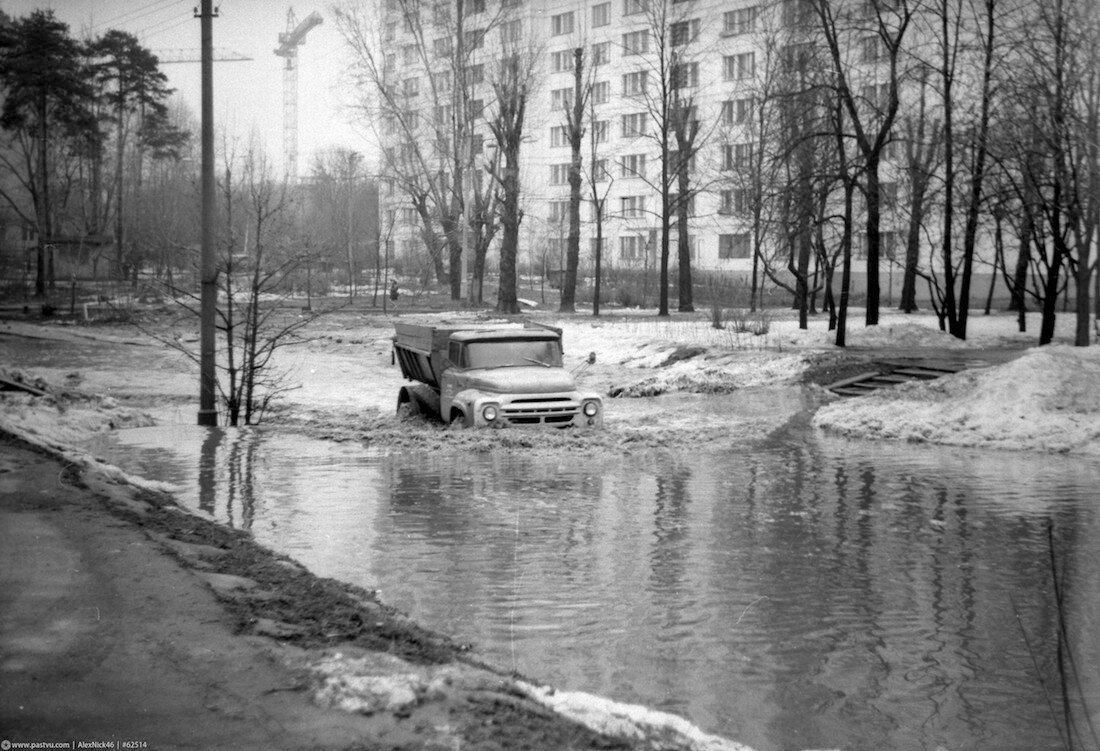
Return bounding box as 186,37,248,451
274,8,322,181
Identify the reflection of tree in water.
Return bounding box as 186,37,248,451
751,442,1087,751
196,427,258,530
649,461,693,596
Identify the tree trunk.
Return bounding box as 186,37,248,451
676,164,693,313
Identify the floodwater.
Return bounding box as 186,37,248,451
86,422,1100,751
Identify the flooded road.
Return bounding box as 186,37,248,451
87,423,1099,751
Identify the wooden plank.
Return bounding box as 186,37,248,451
892,367,953,378
823,371,882,391
0,375,47,396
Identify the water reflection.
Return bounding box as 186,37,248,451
85,427,1100,751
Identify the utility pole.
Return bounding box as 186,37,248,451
197,0,217,426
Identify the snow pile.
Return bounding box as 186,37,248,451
310,652,457,715
519,682,816,751
0,373,157,448
610,351,810,397
843,321,974,349
814,345,1100,453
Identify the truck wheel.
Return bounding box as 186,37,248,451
448,412,467,430
397,393,420,419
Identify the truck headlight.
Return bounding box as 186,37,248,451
582,400,599,417
482,404,499,422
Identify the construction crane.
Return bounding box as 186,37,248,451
274,8,323,182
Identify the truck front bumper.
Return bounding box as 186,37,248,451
462,392,603,428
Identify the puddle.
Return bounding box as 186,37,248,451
83,424,1100,751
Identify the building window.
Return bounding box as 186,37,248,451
723,6,757,35
402,77,420,97
671,61,698,88
431,71,451,92
548,200,570,223
723,52,755,81
468,98,484,119
861,35,883,62
671,19,700,46
620,235,646,260
501,19,522,43
384,22,396,42
670,149,695,174
552,49,575,72
620,195,647,218
592,41,611,67
621,112,647,138
550,164,571,184
551,87,573,110
402,44,417,65
782,0,814,27
592,80,611,104
719,233,752,259
622,70,648,95
465,28,485,50
722,97,755,125
466,0,486,14
620,153,646,178
670,192,695,217
434,37,452,58
861,82,891,110
623,0,645,15
593,120,609,143
551,11,574,35
593,2,611,27
854,230,901,260
465,63,484,85
879,181,898,207
722,142,754,170
550,125,569,147
622,30,649,55
592,158,609,181
469,133,483,155
719,188,751,214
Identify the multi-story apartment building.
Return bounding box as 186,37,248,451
373,0,936,299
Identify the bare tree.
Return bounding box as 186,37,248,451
621,0,715,316
154,137,328,425
812,0,915,326
997,0,1097,345
487,41,535,314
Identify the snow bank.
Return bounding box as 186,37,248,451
519,682,837,751
813,345,1100,454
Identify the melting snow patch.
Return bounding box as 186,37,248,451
309,651,456,715
814,345,1100,453
519,682,780,751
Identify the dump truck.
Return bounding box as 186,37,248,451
392,322,603,428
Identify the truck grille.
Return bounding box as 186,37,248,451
501,396,579,426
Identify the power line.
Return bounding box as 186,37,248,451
139,13,196,41
85,0,179,33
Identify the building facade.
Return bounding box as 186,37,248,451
373,0,992,303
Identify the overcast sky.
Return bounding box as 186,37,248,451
1,0,372,174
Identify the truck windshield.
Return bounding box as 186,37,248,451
465,339,563,369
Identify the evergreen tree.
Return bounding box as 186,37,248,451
0,10,96,296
